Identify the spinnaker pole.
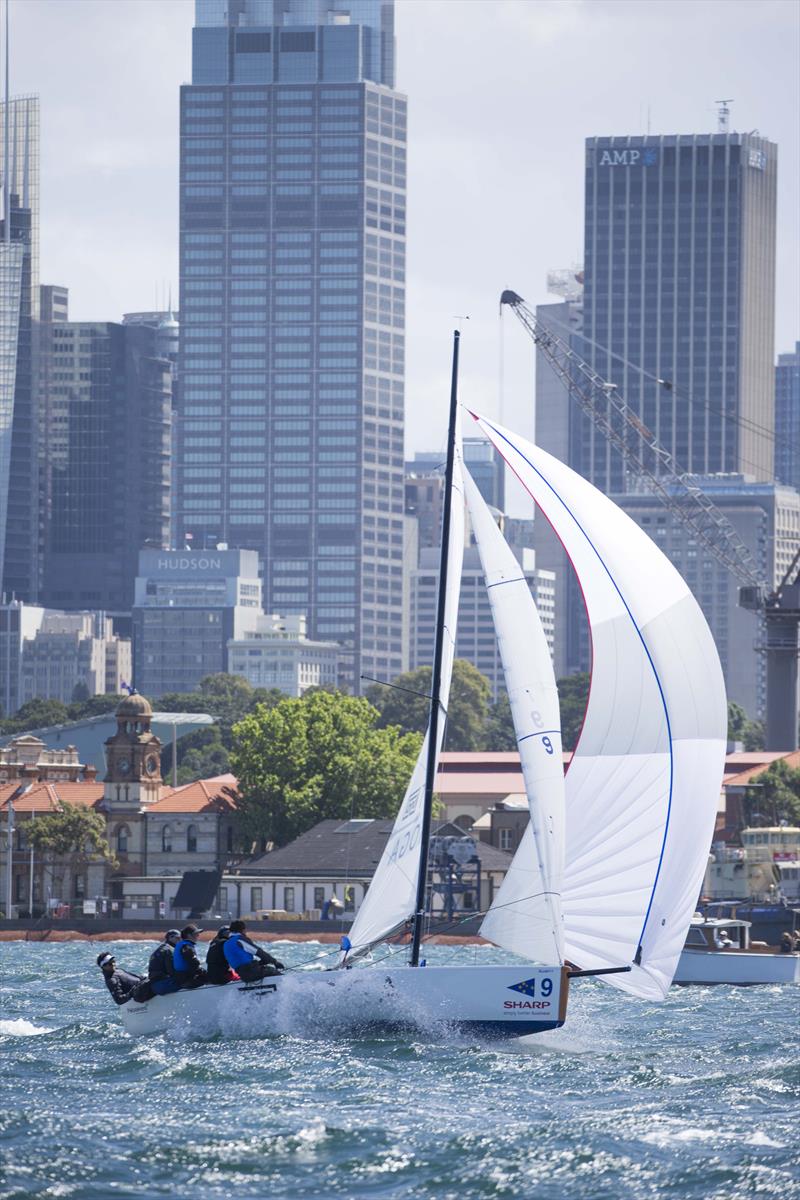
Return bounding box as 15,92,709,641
409,329,460,968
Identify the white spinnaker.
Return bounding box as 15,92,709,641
462,468,564,965
346,418,466,955
471,411,727,1000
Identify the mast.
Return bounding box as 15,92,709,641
3,0,9,245
410,329,460,967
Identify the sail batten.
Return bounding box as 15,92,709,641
471,410,726,999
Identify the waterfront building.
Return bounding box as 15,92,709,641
176,0,406,692
776,342,800,492
410,541,556,699
0,735,88,785
40,321,172,614
613,477,800,721
0,96,40,603
131,548,263,696
581,129,777,492
227,611,341,695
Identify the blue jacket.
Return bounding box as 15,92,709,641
173,938,200,975
223,932,255,970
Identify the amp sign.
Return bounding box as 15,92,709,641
598,148,658,167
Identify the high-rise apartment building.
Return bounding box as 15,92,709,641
776,342,800,492
581,132,777,492
40,322,172,613
0,96,40,603
177,0,406,691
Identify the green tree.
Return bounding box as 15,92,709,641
727,700,765,751
231,689,422,845
743,760,800,827
27,802,116,900
485,691,516,751
70,681,90,703
1,697,70,734
67,694,123,721
367,659,491,751
556,673,590,752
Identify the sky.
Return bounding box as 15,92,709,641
8,0,800,480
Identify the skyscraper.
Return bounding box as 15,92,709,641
177,0,406,691
41,321,172,614
0,96,39,603
775,342,800,492
580,131,777,492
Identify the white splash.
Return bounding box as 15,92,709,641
0,1017,50,1037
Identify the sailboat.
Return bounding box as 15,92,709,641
119,333,727,1040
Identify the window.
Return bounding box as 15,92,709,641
187,825,198,853
251,886,263,913
499,828,513,851
344,885,355,912
116,825,130,855
284,886,295,913
313,886,325,910
217,886,229,911
162,825,172,853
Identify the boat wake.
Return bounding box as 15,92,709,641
0,1017,51,1037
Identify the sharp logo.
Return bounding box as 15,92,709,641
599,148,658,167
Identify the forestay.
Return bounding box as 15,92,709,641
346,416,466,956
470,411,726,1000
462,468,565,966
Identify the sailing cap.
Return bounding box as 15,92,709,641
181,924,202,938
97,952,115,968
165,929,181,941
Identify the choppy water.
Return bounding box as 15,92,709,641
1,939,798,1199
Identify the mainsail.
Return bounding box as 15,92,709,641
346,415,466,955
470,411,727,999
462,468,565,965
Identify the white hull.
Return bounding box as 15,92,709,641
674,949,800,986
119,964,567,1040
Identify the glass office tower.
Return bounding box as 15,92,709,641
0,96,40,602
580,132,777,492
177,0,405,690
775,343,800,493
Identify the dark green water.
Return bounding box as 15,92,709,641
1,939,798,1199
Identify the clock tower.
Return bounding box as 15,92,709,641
103,691,163,808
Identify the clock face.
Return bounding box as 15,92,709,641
145,755,159,776
117,757,131,776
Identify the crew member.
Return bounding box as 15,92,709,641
148,929,181,995
206,925,239,985
97,952,145,1005
172,925,208,988
223,919,285,983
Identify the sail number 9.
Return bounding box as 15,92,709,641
542,736,554,755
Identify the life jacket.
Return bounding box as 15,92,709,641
206,938,232,984
173,938,196,974
223,932,255,970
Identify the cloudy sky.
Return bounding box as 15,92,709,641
9,0,800,467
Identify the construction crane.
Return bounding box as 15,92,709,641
500,288,800,751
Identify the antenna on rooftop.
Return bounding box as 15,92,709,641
715,99,733,134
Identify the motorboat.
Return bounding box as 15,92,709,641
673,916,800,985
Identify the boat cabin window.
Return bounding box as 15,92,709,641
686,928,707,947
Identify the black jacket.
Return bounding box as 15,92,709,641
206,935,232,985
148,942,175,983
102,967,143,1006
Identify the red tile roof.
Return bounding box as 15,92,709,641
149,773,238,814
0,780,104,813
